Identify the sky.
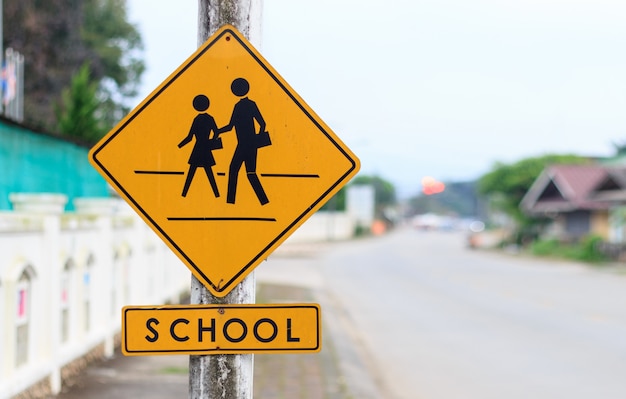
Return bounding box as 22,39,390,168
127,0,626,198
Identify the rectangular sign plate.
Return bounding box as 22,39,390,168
122,304,321,355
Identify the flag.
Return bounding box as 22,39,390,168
2,61,16,106
17,287,27,319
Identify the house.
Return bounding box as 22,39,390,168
520,164,621,241
588,167,626,243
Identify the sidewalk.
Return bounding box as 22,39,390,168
50,278,382,399
48,243,388,399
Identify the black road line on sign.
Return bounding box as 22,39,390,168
135,170,185,175
261,173,319,178
135,171,319,178
167,217,276,222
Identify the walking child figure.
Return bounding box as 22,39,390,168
178,94,221,198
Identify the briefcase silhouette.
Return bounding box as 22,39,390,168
208,137,223,150
256,130,271,148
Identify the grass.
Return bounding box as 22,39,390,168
159,366,189,374
529,235,609,264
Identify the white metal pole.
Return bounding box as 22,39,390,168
190,1,262,398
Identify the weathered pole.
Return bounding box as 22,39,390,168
190,1,262,398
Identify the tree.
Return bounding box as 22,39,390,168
4,0,87,130
610,139,626,157
477,154,590,224
351,175,397,210
4,0,144,133
408,181,479,218
82,0,145,128
56,64,106,142
320,174,397,216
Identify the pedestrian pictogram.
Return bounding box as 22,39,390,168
178,94,221,199
89,25,360,297
218,77,271,205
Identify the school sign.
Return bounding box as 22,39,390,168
89,25,360,297
121,304,321,355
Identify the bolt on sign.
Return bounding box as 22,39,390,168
89,25,360,297
121,304,321,355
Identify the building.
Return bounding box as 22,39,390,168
520,164,626,243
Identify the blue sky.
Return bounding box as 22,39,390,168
128,1,626,198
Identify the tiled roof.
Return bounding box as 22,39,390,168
589,167,626,202
521,164,610,214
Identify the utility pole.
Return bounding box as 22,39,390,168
191,4,262,399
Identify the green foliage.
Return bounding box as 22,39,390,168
83,0,144,93
530,238,560,256
82,0,145,128
320,174,397,216
56,64,106,142
321,189,345,211
576,235,607,263
612,140,626,156
530,235,608,263
159,366,189,375
350,175,397,208
477,154,590,224
408,181,478,217
4,0,144,131
353,224,369,237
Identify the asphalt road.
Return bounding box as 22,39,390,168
264,227,626,399
54,228,626,399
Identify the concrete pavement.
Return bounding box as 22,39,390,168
50,243,387,399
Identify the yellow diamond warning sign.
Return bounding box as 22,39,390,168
89,25,360,297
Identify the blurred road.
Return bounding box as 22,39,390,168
54,228,626,399
270,227,626,399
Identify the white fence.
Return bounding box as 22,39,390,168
0,196,190,399
284,211,355,243
0,192,363,398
